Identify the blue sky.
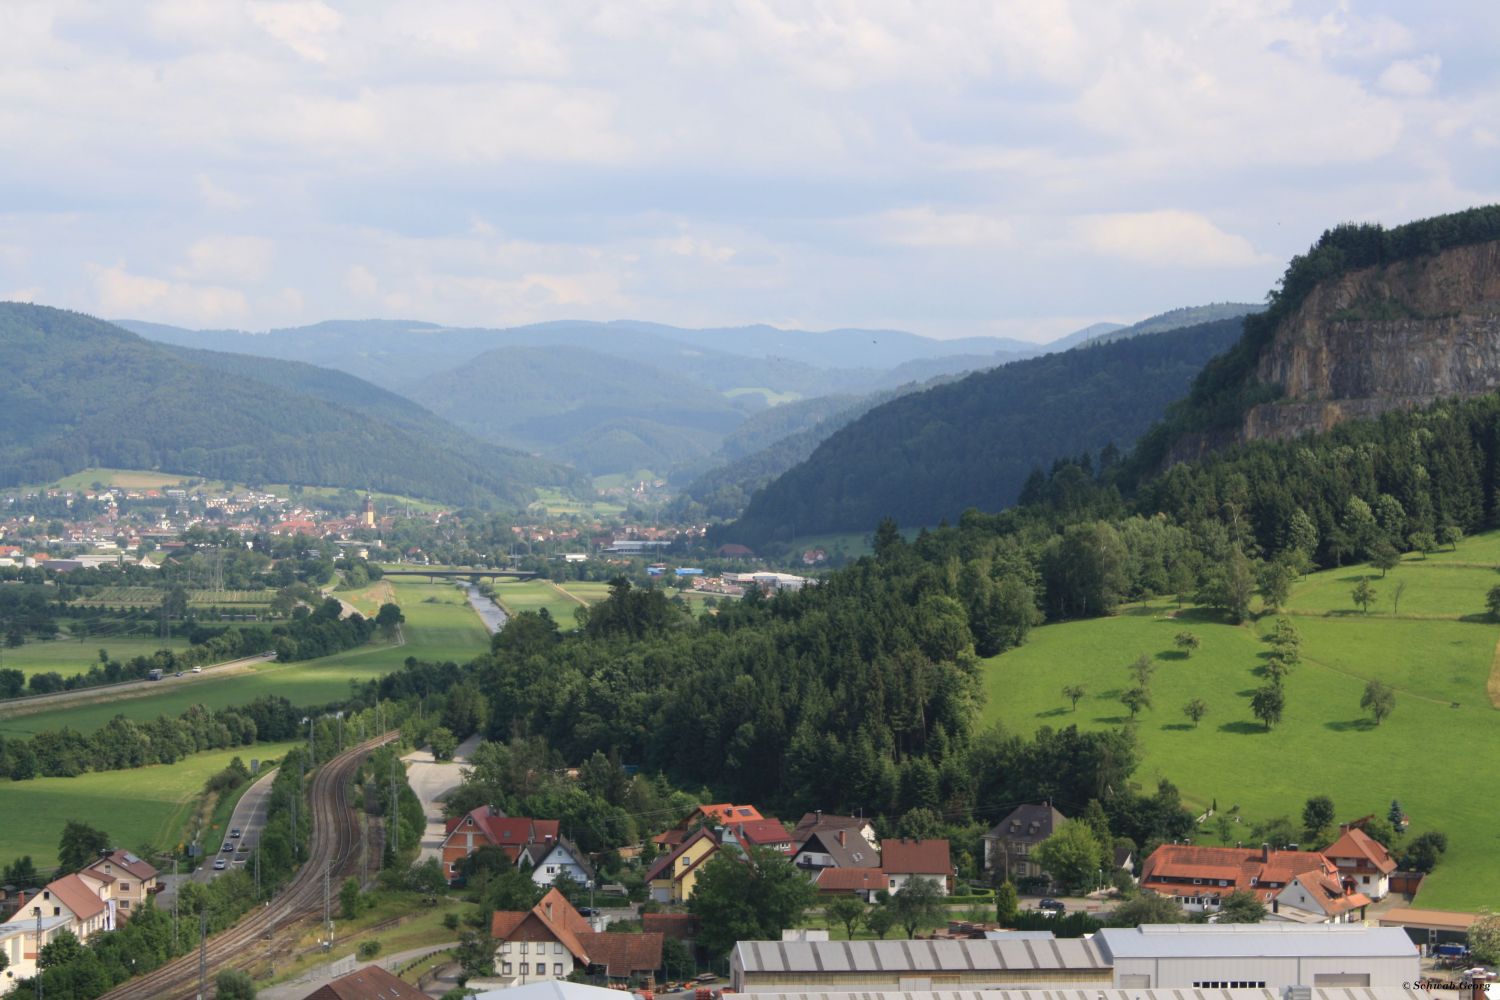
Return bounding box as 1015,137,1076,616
1,0,1496,342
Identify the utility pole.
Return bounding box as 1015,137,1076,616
253,847,260,899
35,910,43,1000
309,715,316,769
291,795,298,860
323,863,331,945
171,857,179,952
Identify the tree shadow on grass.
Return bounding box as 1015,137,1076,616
1035,706,1071,719
1325,718,1376,732
1161,723,1194,732
1235,688,1261,698
1173,607,1231,625
1093,714,1134,726
1157,650,1189,662
1218,720,1267,734
1458,613,1495,624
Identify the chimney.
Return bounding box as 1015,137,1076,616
815,809,822,825
837,830,846,847
1261,842,1270,862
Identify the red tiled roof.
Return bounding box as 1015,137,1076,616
880,838,950,875
1283,870,1372,918
88,850,157,882
1141,845,1338,902
646,827,719,883
816,868,888,892
734,819,794,848
41,874,107,923
1324,827,1397,875
444,807,557,857
585,931,664,977
301,965,426,1000
489,888,593,963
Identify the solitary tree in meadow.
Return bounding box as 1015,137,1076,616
1361,679,1395,725
1370,540,1400,577
1251,684,1284,730
1392,580,1408,616
1129,653,1154,687
1352,577,1377,614
1182,698,1208,728
1174,631,1200,657
1120,686,1152,718
1062,684,1086,712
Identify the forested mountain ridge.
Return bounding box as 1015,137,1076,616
1131,205,1500,475
722,318,1246,544
0,303,583,505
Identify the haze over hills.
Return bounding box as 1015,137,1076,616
123,309,1257,482
721,317,1248,544
0,303,584,507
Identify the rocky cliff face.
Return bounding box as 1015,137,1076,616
1243,241,1500,441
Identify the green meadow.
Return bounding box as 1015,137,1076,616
2,636,190,678
0,741,298,869
490,579,587,622
0,580,488,739
981,541,1500,911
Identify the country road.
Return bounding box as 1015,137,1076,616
0,652,277,720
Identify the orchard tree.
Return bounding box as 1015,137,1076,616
825,895,867,941
1302,796,1336,842
1250,685,1284,731
1370,540,1400,577
1174,632,1200,657
1352,577,1377,614
57,820,110,873
690,846,818,956
1182,698,1208,728
1120,687,1152,719
1061,684,1086,712
1361,680,1395,725
1219,889,1266,922
888,877,946,939
1034,822,1106,891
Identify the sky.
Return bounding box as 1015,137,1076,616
1,1,1496,344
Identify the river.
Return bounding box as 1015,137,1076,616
460,582,509,634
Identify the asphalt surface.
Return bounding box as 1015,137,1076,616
197,765,279,883
403,734,482,862
0,652,276,719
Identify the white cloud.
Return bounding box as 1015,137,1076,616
876,207,1014,248
91,264,249,325
1077,211,1270,269
1378,56,1441,97
196,175,251,211
344,265,379,298
247,1,341,63
178,236,275,284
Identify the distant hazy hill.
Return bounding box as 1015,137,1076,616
0,304,581,506
1045,303,1260,353
407,345,753,475
722,317,1247,543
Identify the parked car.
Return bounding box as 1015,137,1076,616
1038,898,1066,912
578,906,599,916
192,666,202,673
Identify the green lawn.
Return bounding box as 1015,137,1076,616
40,468,192,490
0,742,297,869
980,546,1500,911
1,636,189,678
0,580,488,738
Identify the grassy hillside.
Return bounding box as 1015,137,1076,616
726,318,1246,544
0,303,580,507
980,540,1500,910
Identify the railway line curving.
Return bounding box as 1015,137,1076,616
100,730,398,1000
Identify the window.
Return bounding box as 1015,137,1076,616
546,866,557,875
53,907,61,916
554,964,564,976
520,941,529,954
502,962,513,975
120,900,131,909
554,942,563,954
889,878,898,889
1192,878,1202,884
120,883,130,892
1194,982,1265,989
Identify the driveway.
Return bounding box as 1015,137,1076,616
402,734,482,861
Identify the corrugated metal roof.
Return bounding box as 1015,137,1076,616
739,991,1429,1000
733,938,1105,973
1094,924,1418,960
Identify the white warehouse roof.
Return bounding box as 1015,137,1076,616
732,938,1108,974
1094,924,1419,960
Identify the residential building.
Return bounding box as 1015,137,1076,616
879,838,951,895
813,868,887,900
982,803,1067,880
299,965,426,1000
646,827,723,903
0,874,114,988
519,836,596,890
790,813,878,851
1322,826,1396,901
440,806,560,882
722,819,795,855
489,889,662,988
653,804,763,848
82,850,158,920
791,829,879,875
1139,844,1370,921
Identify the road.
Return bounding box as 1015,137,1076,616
0,652,276,720
195,766,279,885
256,941,459,1000
403,734,482,862
101,731,397,1000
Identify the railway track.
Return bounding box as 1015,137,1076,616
101,731,397,1000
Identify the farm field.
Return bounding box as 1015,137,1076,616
490,579,586,622
0,580,488,739
41,468,192,490
0,741,298,869
532,485,628,516
72,586,278,608
338,579,397,617
2,635,189,678
980,541,1500,911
